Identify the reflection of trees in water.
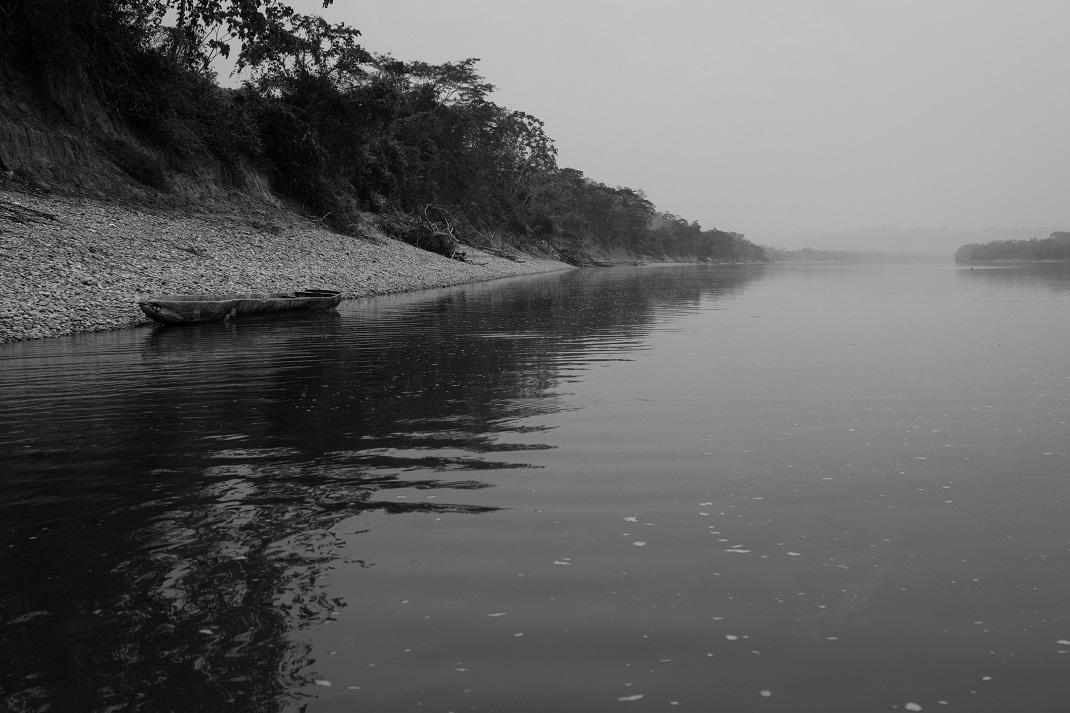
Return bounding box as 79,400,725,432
0,265,765,712
1,448,513,711
955,263,1070,294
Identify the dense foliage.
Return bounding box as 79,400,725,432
955,233,1070,263
0,0,765,264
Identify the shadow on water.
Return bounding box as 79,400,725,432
0,264,765,712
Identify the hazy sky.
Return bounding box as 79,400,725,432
284,0,1069,243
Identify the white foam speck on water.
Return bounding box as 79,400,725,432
1057,639,1070,645
553,559,573,566
345,686,360,690
633,541,647,547
725,634,739,640
981,676,992,681
786,552,802,556
759,690,772,697
512,632,524,638
904,703,922,711
624,516,638,522
700,502,713,506
725,549,751,554
618,694,644,702
487,612,507,617
314,680,332,687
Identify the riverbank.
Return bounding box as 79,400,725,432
0,190,572,343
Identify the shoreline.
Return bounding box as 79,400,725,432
0,190,572,344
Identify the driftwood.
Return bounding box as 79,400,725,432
0,199,58,225
549,239,587,266
380,204,466,261
468,225,525,262
306,209,337,225
477,244,524,262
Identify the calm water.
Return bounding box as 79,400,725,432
2,263,1069,712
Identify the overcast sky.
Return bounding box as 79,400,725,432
285,0,1069,244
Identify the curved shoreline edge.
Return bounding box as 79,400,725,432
0,190,573,344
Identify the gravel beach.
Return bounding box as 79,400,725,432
0,190,571,343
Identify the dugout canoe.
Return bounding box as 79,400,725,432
139,289,342,325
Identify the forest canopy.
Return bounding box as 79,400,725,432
955,233,1070,263
0,0,765,264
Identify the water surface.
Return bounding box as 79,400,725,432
2,263,1069,712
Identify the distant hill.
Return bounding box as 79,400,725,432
763,247,947,263
763,227,1064,256
955,232,1070,263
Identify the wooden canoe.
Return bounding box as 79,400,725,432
139,289,343,325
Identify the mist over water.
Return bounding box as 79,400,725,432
2,263,1069,712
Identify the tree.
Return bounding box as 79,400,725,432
166,0,335,70
245,13,370,93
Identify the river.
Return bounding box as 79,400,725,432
2,263,1069,712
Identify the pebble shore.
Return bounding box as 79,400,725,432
0,190,571,343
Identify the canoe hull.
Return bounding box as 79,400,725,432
139,291,343,325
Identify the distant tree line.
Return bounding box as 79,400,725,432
955,233,1070,263
763,248,945,263
0,0,765,265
